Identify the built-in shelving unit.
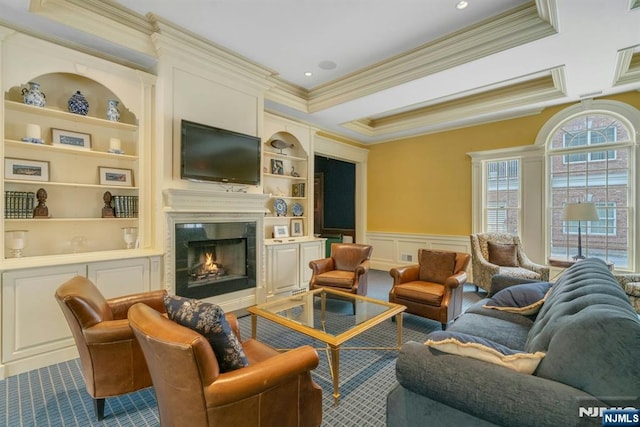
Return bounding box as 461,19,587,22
3,73,140,258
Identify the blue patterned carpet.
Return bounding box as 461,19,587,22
0,271,482,427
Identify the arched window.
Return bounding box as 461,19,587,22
544,102,638,269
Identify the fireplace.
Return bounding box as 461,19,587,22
175,221,257,299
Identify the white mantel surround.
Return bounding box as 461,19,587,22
163,188,269,312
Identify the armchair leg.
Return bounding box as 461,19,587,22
441,323,447,330
352,300,356,315
94,398,105,421
475,285,479,292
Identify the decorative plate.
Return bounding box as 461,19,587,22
274,198,287,216
291,203,304,217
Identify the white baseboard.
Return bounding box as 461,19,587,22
0,346,79,380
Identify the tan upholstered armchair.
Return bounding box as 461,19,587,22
55,276,167,420
128,302,323,427
309,243,373,313
469,233,549,293
613,273,640,313
389,249,470,330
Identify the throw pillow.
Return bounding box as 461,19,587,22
163,295,248,372
419,250,457,283
483,281,553,316
424,331,545,374
487,242,518,267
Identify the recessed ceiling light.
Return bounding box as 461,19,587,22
456,1,468,10
304,71,313,77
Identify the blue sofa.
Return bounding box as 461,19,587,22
386,258,640,427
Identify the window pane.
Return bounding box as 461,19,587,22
548,113,631,268
485,159,520,234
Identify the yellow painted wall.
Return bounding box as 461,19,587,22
367,91,640,236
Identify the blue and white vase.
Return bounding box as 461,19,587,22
106,99,120,122
68,90,89,115
21,81,46,107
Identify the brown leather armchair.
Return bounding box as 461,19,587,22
128,302,323,427
54,276,167,420
309,243,373,313
389,249,470,330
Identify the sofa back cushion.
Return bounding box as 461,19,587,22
525,258,640,405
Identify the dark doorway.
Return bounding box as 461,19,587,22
314,156,356,242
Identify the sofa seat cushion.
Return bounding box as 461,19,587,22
392,281,444,306
483,282,552,316
315,270,355,289
425,331,545,374
164,295,249,372
449,312,531,350
497,266,543,280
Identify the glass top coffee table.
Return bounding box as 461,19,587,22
247,288,406,405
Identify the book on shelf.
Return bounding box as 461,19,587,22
4,191,35,219
111,195,139,218
292,183,305,197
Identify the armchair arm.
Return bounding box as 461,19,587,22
444,271,467,289
518,252,550,281
206,345,319,406
390,264,420,286
83,319,135,344
354,259,370,278
309,258,335,275
396,342,603,427
108,289,167,320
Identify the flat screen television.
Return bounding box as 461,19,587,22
181,120,261,185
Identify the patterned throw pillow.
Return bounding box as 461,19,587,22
163,295,248,372
425,331,545,374
487,242,518,267
483,281,552,316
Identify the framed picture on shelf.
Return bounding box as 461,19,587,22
52,128,91,150
99,167,134,187
291,218,304,237
271,159,284,175
273,225,289,238
4,158,50,182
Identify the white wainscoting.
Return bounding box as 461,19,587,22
366,232,472,277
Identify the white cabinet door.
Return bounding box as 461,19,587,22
267,244,300,296
2,264,86,363
88,258,150,299
300,240,325,289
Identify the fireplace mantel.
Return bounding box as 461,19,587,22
163,188,269,213
163,188,269,311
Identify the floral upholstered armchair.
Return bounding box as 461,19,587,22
469,232,549,293
613,274,640,313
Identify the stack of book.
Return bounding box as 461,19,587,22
111,195,138,218
4,191,35,218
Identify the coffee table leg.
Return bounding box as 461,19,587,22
250,314,257,339
330,346,340,405
396,313,403,349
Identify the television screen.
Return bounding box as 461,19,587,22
181,120,261,185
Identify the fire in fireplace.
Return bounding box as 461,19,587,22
175,222,256,299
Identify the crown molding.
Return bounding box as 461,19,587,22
29,0,156,57
343,68,565,138
613,45,640,88
148,14,277,91
304,2,556,113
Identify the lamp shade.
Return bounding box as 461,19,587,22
562,202,600,222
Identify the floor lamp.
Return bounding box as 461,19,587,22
562,202,600,260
